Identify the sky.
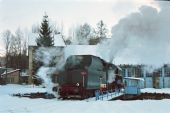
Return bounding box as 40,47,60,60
0,0,159,56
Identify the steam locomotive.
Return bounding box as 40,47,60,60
56,55,123,99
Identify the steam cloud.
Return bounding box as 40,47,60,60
35,47,65,96
106,4,170,67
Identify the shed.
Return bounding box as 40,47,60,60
1,69,21,84
124,77,144,95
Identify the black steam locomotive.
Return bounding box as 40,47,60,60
56,55,123,99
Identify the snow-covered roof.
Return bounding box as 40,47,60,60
64,45,112,64
64,45,98,61
1,69,20,76
124,77,144,81
28,33,65,47
116,65,122,71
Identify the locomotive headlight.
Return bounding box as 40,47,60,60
76,83,79,86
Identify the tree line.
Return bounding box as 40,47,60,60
1,13,109,70
2,29,28,70
33,14,109,47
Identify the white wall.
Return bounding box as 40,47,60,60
145,77,153,88
164,77,170,88
143,77,170,88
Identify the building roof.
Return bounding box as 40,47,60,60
28,33,66,47
64,45,97,61
64,45,111,63
1,69,20,76
124,77,144,81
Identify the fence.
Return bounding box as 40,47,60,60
95,89,122,100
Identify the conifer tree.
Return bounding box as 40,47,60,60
37,14,54,47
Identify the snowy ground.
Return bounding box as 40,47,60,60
141,88,170,94
0,84,46,95
0,85,170,113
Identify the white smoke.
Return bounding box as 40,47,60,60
35,47,64,67
104,4,170,67
107,69,115,83
35,47,65,96
36,67,56,94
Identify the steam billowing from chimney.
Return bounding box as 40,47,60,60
106,4,170,67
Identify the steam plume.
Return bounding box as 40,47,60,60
35,47,65,96
107,4,170,67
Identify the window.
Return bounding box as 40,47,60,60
164,67,170,77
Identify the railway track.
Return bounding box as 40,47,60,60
111,92,170,100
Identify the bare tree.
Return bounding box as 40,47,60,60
15,28,23,69
73,23,92,45
3,30,12,83
21,39,28,69
8,34,17,68
2,28,28,72
3,30,11,61
15,29,22,55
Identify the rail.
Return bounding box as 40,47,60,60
95,89,123,100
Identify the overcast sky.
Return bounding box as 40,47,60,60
0,0,159,56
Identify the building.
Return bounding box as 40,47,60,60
124,77,144,95
120,64,170,88
28,33,66,84
0,68,21,84
28,33,116,85
120,64,143,78
20,69,29,84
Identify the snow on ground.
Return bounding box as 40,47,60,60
141,88,170,94
0,84,46,95
0,85,170,113
0,94,170,113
